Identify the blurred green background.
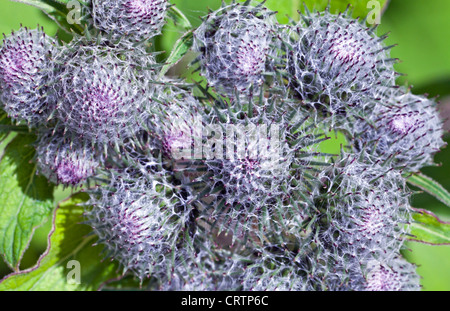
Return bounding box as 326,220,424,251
0,0,449,290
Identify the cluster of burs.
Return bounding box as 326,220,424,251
0,0,446,291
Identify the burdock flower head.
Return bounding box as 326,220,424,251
35,129,99,186
92,0,168,42
286,8,396,113
186,91,323,246
299,154,421,291
0,26,57,126
355,89,445,171
320,157,413,264
205,137,292,208
86,171,188,280
54,43,149,149
194,2,277,95
145,89,203,161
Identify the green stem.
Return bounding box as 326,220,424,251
0,125,30,133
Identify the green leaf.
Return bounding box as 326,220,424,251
48,0,72,4
159,30,194,78
0,193,120,290
0,124,29,133
11,0,75,10
167,5,193,31
409,209,450,245
265,0,389,24
0,134,54,270
10,0,58,14
407,172,450,209
10,0,84,34
0,111,11,142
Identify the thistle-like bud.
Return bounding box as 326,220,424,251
86,172,189,280
55,45,149,148
194,2,277,95
286,9,396,113
0,27,57,126
92,0,168,41
305,156,415,290
355,90,445,171
35,129,99,186
145,88,203,161
164,89,331,263
320,157,412,262
203,108,292,208
205,94,321,201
